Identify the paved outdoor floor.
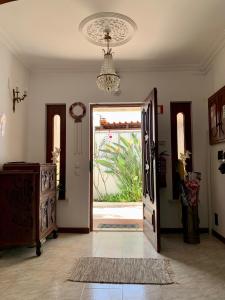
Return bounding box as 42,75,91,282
93,202,143,231
93,202,143,220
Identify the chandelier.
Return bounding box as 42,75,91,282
96,31,120,93
79,12,137,93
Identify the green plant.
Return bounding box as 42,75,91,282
96,133,142,202
94,192,141,202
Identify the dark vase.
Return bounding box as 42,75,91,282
182,204,200,244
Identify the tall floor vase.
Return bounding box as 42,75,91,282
182,204,200,244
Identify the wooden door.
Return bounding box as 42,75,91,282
142,88,160,252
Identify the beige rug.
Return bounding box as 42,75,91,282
68,257,174,285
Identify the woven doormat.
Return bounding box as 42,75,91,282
98,224,140,229
68,257,174,285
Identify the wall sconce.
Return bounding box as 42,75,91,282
13,87,27,112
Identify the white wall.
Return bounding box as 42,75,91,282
205,46,225,237
0,42,29,164
27,70,209,229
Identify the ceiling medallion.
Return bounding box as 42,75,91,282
79,12,137,47
79,12,137,93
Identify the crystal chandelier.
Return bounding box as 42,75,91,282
96,31,120,93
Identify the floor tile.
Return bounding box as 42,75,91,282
81,288,122,300
122,284,162,300
0,233,225,300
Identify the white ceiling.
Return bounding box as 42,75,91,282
0,0,225,71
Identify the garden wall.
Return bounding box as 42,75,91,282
93,129,141,201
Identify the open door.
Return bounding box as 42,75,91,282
142,88,160,252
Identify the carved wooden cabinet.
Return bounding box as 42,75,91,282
0,163,57,256
208,85,225,144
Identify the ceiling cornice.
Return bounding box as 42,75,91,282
0,25,203,74
0,25,20,55
0,3,225,74
30,63,203,74
118,62,202,73
199,31,225,74
31,33,225,74
0,25,29,71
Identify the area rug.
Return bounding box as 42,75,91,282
68,257,174,285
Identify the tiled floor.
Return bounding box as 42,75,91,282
0,232,225,299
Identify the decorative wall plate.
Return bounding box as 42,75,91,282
79,12,137,47
69,102,86,123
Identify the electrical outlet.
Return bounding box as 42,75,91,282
215,213,219,226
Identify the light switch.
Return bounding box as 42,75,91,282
74,162,80,176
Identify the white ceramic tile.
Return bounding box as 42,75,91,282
0,233,225,300
81,288,122,300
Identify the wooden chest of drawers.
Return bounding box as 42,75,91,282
0,163,58,256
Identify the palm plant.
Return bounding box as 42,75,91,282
96,133,142,202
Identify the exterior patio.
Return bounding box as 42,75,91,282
93,202,143,231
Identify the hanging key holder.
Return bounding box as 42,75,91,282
69,102,86,155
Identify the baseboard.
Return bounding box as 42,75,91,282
199,228,209,233
212,229,225,244
58,226,210,235
160,228,209,234
160,228,183,234
58,227,90,234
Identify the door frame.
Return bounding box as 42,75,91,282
89,102,143,231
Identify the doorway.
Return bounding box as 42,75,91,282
90,103,143,231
